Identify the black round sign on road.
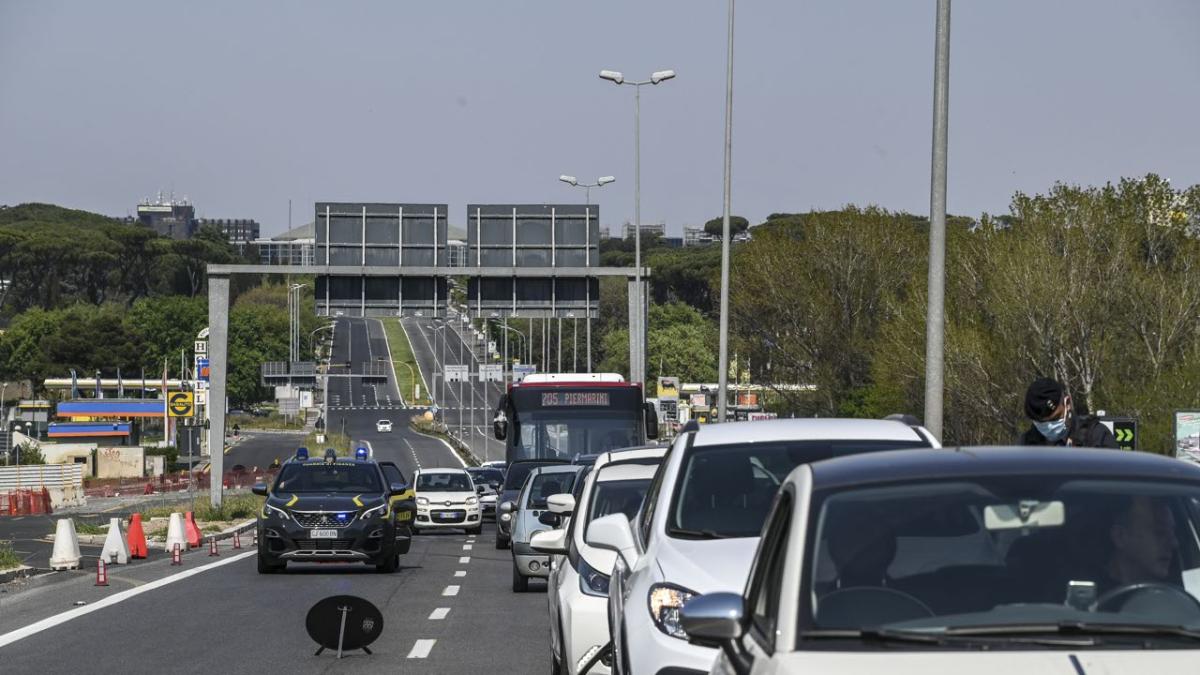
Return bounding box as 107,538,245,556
306,595,383,658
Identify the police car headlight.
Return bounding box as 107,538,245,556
416,496,429,506
465,496,478,506
362,503,388,520
263,503,290,520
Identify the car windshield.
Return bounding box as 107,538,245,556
802,477,1200,639
514,411,640,460
417,472,473,492
503,461,563,492
589,478,652,525
274,463,381,494
526,471,577,509
670,439,930,539
468,468,504,485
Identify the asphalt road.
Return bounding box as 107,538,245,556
0,317,551,674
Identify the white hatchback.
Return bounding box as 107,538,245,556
534,446,668,674
376,419,393,433
586,418,937,675
413,468,482,534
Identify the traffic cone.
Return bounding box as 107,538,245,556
184,512,202,549
143,483,153,495
100,517,130,564
49,518,82,570
232,531,242,549
95,559,109,586
171,542,181,566
127,513,148,559
164,513,188,552
208,538,219,557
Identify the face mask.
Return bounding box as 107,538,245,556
1035,416,1068,442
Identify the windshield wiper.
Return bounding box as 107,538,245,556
667,527,729,540
802,628,1095,648
943,622,1200,642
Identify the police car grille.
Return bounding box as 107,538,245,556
295,539,353,551
292,512,353,528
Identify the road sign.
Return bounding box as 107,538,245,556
445,365,469,383
479,364,504,382
1099,416,1137,451
487,340,496,354
168,391,195,417
195,390,207,406
1175,411,1200,464
194,340,207,355
512,364,537,383
658,377,680,400
197,358,210,382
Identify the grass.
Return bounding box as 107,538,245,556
381,318,432,406
0,541,22,570
74,521,108,536
408,414,479,466
140,493,264,522
228,413,305,431
304,430,353,456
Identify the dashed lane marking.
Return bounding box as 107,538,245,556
442,585,460,596
463,544,472,550
454,570,466,577
407,639,437,658
459,556,470,564
429,607,450,620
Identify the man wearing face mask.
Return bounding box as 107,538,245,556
1019,377,1118,448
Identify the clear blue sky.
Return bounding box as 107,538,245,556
1,1,1197,236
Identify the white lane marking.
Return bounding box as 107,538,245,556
399,318,433,404
459,556,470,564
454,570,466,577
442,585,460,596
403,438,422,470
463,544,472,550
407,639,437,658
363,439,374,459
0,550,256,649
428,607,451,620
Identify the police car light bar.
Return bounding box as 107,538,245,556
355,447,369,460
295,447,309,460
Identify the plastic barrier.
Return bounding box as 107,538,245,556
164,513,187,552
127,513,148,559
95,559,109,586
184,512,202,549
49,518,82,570
101,517,130,564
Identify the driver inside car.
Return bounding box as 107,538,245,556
1102,495,1179,591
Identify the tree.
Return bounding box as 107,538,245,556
703,215,749,237
12,441,45,465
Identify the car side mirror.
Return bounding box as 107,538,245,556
499,501,515,514
538,511,561,527
476,485,486,495
251,483,269,497
389,482,409,496
586,513,639,569
530,528,568,555
547,493,575,516
493,414,508,441
644,402,659,439
680,592,747,648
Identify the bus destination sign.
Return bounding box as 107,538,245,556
541,392,611,407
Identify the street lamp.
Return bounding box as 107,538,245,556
599,67,675,386
558,175,616,205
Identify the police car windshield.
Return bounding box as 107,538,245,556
274,463,382,493
417,472,473,492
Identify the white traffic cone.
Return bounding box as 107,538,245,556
100,517,130,564
164,512,188,552
49,518,82,570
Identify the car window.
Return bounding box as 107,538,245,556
638,437,683,546
275,463,382,493
749,491,791,650
381,464,406,486
527,471,577,509
669,439,928,539
416,472,472,492
589,478,652,524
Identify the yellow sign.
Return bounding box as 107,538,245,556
167,391,194,417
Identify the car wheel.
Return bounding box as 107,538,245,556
257,552,283,574
495,534,509,550
467,525,483,535
512,563,529,593
376,553,399,573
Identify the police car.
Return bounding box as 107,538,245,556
253,447,412,574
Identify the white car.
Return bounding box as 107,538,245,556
681,446,1200,674
376,419,393,433
510,464,583,592
534,446,667,675
413,468,483,534
587,418,938,675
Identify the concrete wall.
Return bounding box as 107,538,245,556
39,442,95,477
96,446,145,479
144,454,165,477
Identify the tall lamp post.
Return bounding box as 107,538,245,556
599,68,676,386
716,0,736,422
560,174,615,374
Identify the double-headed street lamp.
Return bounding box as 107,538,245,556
599,68,675,386
559,174,615,373
558,175,615,206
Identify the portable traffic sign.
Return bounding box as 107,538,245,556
1098,416,1137,451
168,391,195,417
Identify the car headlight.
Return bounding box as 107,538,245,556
465,496,478,505
648,584,698,640
416,496,429,505
577,557,610,597
262,503,290,520
500,512,511,522
362,503,388,519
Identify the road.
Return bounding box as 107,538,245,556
0,316,550,673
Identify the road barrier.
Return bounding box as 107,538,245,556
100,516,130,564
164,513,187,552
49,518,81,570
232,531,242,549
95,559,109,587
1,464,84,510
171,542,181,566
127,513,148,559
184,512,202,548
0,487,53,516
208,538,219,557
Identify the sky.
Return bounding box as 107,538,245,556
1,0,1197,237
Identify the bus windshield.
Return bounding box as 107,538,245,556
512,410,640,460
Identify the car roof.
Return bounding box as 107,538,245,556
593,445,668,469
415,467,468,475
529,464,584,476
692,418,928,447
808,446,1200,490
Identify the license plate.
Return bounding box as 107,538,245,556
438,513,457,520
310,529,338,539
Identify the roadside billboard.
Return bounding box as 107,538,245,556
1175,411,1200,463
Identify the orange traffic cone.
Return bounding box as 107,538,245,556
184,512,202,549
127,513,148,559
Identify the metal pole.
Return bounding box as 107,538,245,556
633,84,643,387
586,316,592,373
557,317,562,372
717,0,736,423
503,318,509,386
207,274,230,508
923,0,951,441
573,318,577,372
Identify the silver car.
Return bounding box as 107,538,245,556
510,463,582,592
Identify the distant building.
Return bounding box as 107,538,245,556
598,226,612,240
683,225,752,247
256,221,315,266
446,239,468,267
621,221,666,239
137,194,195,239
197,218,260,244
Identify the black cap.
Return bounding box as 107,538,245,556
1025,377,1065,420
